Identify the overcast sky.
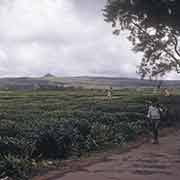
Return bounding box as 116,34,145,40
0,0,179,79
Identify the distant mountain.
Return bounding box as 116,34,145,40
0,76,179,90
47,76,180,89
43,73,55,78
0,77,63,90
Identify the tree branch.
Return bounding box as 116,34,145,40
131,21,180,73
171,34,180,57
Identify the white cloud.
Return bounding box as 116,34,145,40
0,0,82,41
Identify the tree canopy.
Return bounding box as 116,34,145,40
103,0,180,78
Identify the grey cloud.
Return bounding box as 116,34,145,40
72,0,105,18
0,0,178,79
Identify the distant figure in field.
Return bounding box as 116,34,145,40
164,88,171,97
147,100,163,144
107,87,112,100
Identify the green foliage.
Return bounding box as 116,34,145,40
34,119,93,158
0,154,32,180
0,90,179,179
103,0,180,78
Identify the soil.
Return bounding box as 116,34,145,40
32,128,180,180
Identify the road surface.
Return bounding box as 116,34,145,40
34,130,180,180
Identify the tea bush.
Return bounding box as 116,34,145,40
0,90,179,179
0,154,32,180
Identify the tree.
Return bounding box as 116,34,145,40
103,0,180,78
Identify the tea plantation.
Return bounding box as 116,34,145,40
0,89,179,179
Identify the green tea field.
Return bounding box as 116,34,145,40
0,89,180,179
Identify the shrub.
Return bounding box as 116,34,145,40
34,119,95,158
0,154,32,180
0,134,37,158
90,122,112,147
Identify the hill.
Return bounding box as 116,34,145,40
43,73,55,78
0,76,180,90
0,77,63,90
48,76,180,89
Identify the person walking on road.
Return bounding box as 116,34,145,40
107,87,112,101
147,100,163,144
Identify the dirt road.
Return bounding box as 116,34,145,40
34,130,180,180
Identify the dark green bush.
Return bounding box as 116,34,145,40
158,96,180,125
34,119,95,158
0,154,32,180
0,136,36,159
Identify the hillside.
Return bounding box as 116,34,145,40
0,76,180,90
0,77,63,90
47,76,180,89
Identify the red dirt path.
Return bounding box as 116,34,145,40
33,130,180,180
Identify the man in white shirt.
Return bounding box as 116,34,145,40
147,101,162,144
107,87,112,100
